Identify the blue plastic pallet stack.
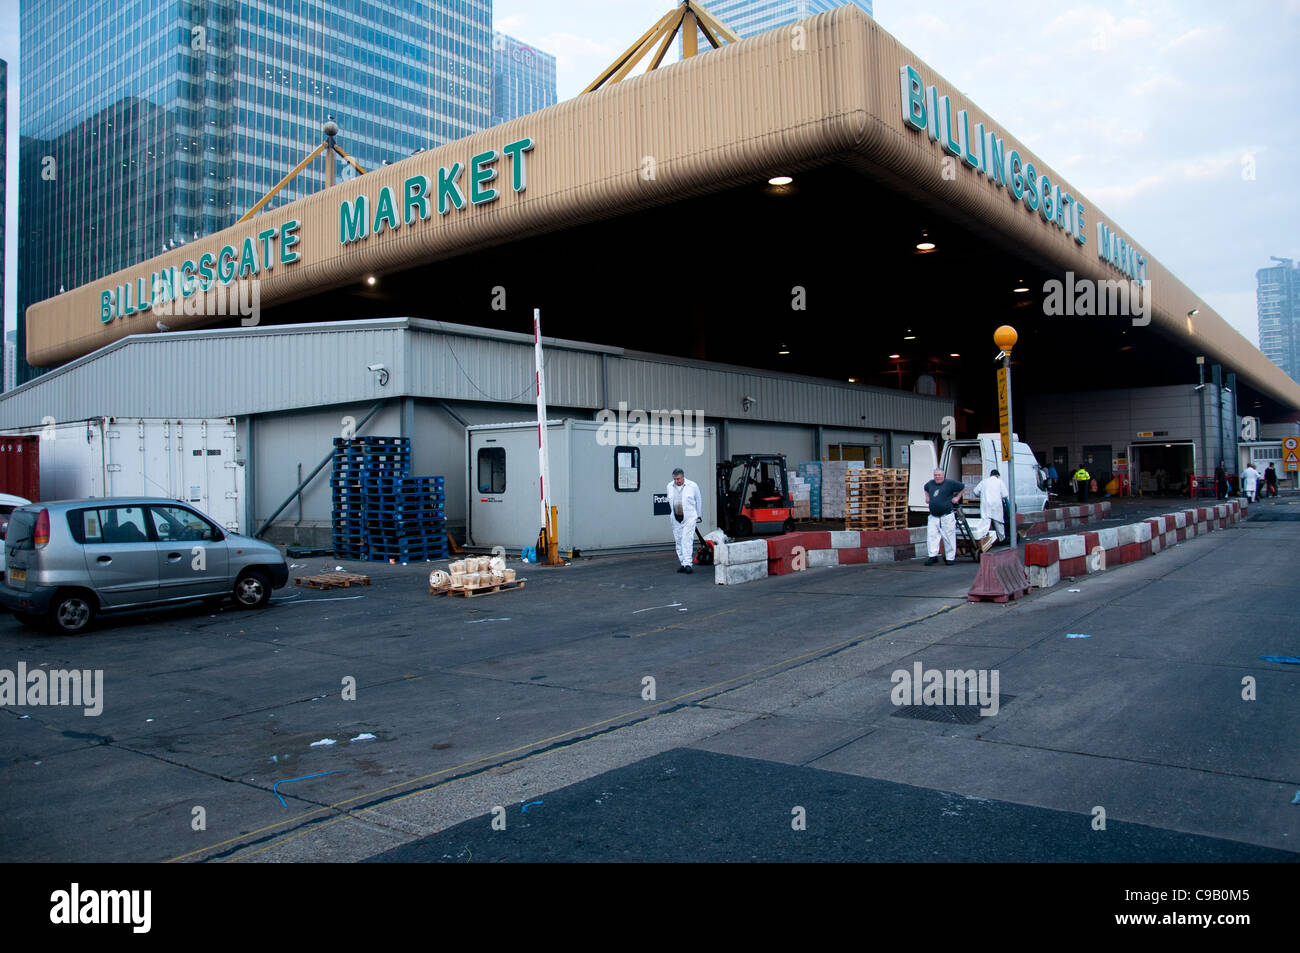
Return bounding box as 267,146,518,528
329,436,411,559
363,475,448,562
330,436,448,561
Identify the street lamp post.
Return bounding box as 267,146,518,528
994,325,1019,551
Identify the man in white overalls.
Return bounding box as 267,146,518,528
667,467,703,574
974,468,1009,543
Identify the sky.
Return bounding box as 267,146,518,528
3,0,1299,348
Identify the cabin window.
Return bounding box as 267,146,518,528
615,446,640,492
477,447,506,494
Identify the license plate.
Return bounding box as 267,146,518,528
9,568,26,582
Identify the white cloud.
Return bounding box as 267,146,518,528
495,15,529,35
1160,25,1222,53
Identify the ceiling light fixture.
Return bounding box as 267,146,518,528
1013,281,1029,293
888,353,901,360
915,229,935,252
768,175,793,186
366,276,377,286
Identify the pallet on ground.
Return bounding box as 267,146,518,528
432,579,526,598
295,570,372,589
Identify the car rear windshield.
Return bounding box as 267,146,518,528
6,511,36,551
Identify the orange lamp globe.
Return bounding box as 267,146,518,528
993,325,1018,351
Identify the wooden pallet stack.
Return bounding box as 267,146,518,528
843,468,909,531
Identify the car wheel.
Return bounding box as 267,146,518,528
49,592,95,635
233,569,272,609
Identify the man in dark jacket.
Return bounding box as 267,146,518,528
1214,461,1228,500
1265,463,1279,498
923,468,965,566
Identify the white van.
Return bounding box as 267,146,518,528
909,434,1047,517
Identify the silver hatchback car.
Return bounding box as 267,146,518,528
0,498,289,634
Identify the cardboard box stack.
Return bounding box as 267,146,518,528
960,452,982,493
798,462,822,519
818,460,865,518
788,470,812,520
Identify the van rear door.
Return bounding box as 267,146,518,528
909,440,938,512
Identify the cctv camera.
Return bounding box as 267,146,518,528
368,363,390,387
367,363,385,373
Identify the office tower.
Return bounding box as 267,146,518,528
1257,257,1300,384
491,32,557,126
4,331,14,394
17,0,493,384
686,0,873,50
0,58,5,391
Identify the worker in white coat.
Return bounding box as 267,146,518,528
974,468,1009,542
1242,463,1260,502
667,467,704,573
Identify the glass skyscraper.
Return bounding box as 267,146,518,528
490,31,556,127
686,0,873,50
0,58,6,391
17,0,493,386
1257,258,1300,385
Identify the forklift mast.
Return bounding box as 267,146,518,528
716,453,794,538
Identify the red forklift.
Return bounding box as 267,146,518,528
716,454,796,538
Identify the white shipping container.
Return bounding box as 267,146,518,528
2,418,245,532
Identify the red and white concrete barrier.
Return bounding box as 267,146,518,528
1023,500,1246,587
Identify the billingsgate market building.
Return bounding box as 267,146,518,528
3,5,1298,549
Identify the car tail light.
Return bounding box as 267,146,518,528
34,508,50,548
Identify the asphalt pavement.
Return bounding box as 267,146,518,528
1,496,1297,863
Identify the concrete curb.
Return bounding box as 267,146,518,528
1025,500,1246,584
712,499,1243,587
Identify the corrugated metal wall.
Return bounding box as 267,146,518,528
0,319,950,435
1025,385,1217,472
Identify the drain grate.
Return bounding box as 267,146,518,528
1248,511,1300,522
891,695,1015,724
